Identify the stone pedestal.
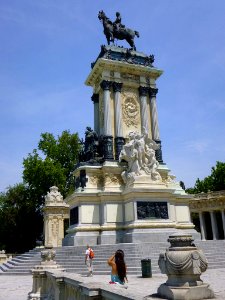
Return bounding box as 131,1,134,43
43,186,69,248
157,234,214,300
63,159,199,246
28,247,65,300
158,284,214,300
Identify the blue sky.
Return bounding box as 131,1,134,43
0,0,225,192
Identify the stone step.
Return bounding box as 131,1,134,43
1,240,225,276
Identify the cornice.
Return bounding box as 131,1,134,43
85,58,163,87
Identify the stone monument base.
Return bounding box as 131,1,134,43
123,228,200,244
157,283,214,300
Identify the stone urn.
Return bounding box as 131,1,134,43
40,245,56,266
157,234,214,300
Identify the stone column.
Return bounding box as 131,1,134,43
100,80,114,160
91,93,99,134
149,87,163,163
139,86,150,133
199,211,206,240
221,210,225,239
113,82,125,160
210,211,219,240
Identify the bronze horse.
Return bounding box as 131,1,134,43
98,10,139,51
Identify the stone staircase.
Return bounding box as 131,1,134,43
0,248,42,275
1,240,225,276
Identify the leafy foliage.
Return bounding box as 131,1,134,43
0,130,80,253
0,184,42,253
23,130,80,207
186,161,225,194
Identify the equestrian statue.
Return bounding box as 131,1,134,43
98,11,139,51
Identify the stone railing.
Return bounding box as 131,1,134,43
29,269,135,300
189,190,225,210
28,247,132,300
193,190,225,200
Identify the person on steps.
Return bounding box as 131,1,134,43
85,245,93,277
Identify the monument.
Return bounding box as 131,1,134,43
63,11,199,246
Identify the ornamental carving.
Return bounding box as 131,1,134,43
119,128,162,185
45,186,63,205
157,234,214,299
89,175,104,186
121,73,139,83
122,97,139,128
41,248,56,264
189,198,225,210
51,219,59,237
104,173,123,186
100,80,112,91
113,82,123,93
149,87,158,98
89,175,99,185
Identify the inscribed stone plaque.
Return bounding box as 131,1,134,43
137,202,168,219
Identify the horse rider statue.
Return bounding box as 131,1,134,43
113,12,125,33
98,10,139,51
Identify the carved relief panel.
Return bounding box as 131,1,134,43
122,88,141,137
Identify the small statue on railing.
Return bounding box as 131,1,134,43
98,10,139,51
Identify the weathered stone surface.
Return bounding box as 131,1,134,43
158,234,214,300
43,186,69,248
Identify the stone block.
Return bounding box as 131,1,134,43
157,283,214,300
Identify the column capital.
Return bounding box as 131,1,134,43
91,93,99,103
139,86,149,97
100,80,112,91
149,87,158,97
113,82,123,93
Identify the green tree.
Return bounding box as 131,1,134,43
0,184,42,253
23,130,80,207
186,161,225,194
0,130,80,253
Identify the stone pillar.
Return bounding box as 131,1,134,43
149,87,163,163
210,211,219,240
139,86,150,133
100,80,113,160
199,212,206,240
221,210,225,239
113,82,125,160
43,186,69,248
91,93,99,134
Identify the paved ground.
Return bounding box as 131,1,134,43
0,269,225,299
